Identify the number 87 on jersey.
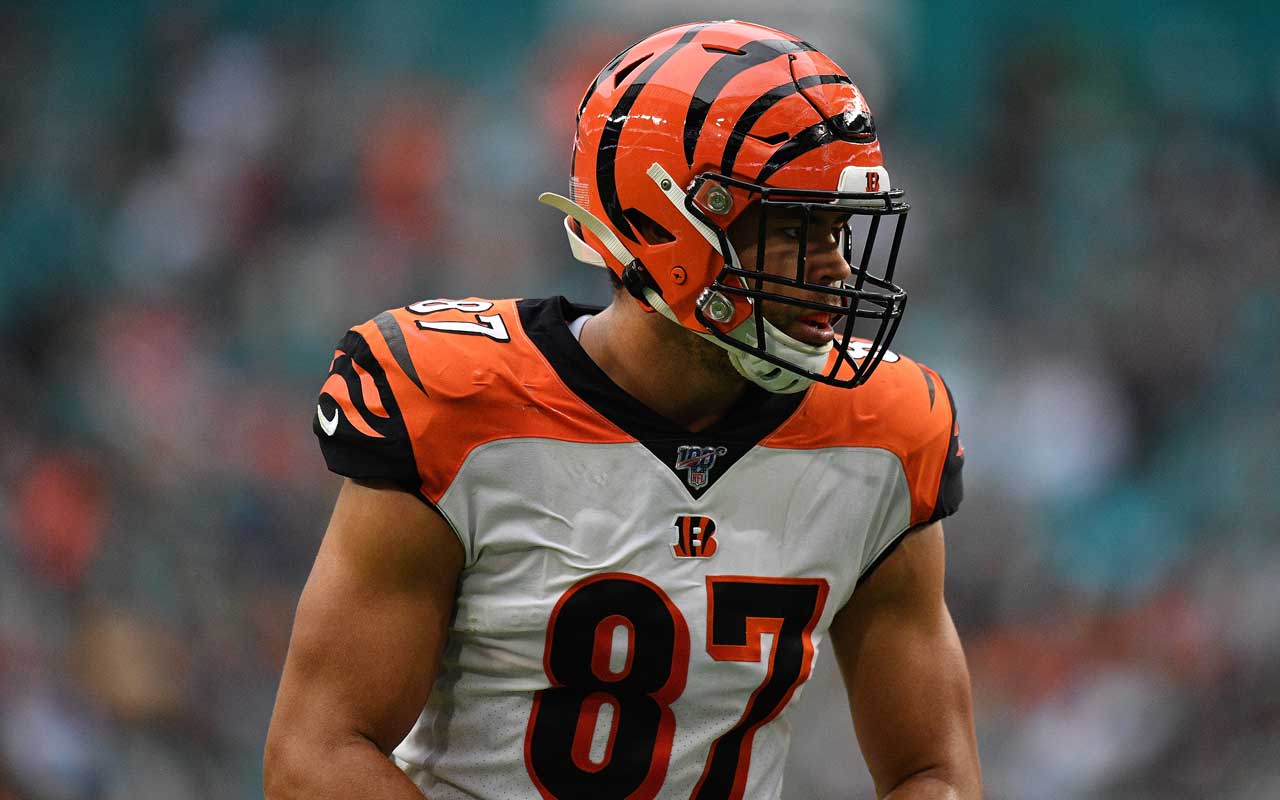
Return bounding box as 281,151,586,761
525,571,828,800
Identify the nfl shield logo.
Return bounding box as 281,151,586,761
674,445,728,488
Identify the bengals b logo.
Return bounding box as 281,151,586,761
671,515,717,559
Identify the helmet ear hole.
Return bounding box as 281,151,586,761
623,208,675,246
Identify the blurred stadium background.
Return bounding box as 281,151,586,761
1,1,1277,798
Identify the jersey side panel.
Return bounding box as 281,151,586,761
922,363,965,524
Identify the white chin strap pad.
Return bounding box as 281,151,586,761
642,287,828,395
725,317,830,394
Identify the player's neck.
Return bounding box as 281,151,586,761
580,297,748,433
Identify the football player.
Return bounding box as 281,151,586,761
266,20,981,800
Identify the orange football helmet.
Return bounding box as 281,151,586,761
540,20,908,393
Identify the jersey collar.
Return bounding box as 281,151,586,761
518,296,808,498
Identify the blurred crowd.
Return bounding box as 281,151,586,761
0,2,1276,798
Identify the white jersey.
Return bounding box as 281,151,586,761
315,296,963,800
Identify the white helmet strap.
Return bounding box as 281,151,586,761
645,162,724,256
538,192,635,268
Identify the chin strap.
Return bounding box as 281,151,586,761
725,316,829,394
640,285,826,394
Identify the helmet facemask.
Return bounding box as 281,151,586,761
683,172,909,392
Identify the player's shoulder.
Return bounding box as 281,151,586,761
335,296,563,406
766,342,956,459
316,296,609,502
324,297,552,435
354,296,526,374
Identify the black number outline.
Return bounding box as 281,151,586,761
524,573,690,800
692,576,829,800
524,574,828,799
405,299,511,341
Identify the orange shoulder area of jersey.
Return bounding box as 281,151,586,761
348,298,629,502
761,344,959,526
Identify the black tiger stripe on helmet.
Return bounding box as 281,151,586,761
595,23,711,242
594,24,871,243
719,73,852,176
680,38,817,166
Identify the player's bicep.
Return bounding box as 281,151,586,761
830,522,981,798
269,479,463,754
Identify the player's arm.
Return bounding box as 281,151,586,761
829,521,982,800
264,478,464,800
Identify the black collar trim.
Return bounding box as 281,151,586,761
518,296,807,499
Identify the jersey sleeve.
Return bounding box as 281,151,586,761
856,362,965,583
313,320,424,496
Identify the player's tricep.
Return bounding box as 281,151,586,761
832,523,980,797
271,479,463,753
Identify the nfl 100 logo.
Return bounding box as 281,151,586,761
674,445,728,488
